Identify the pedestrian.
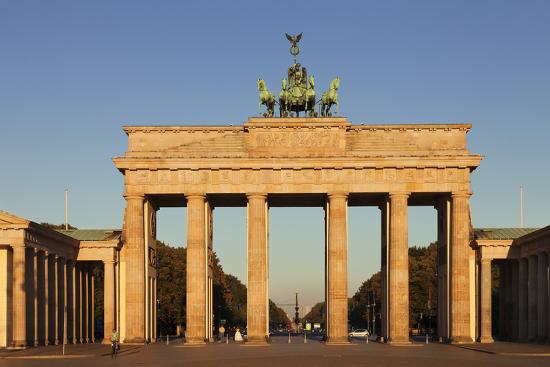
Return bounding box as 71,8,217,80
234,327,243,343
219,324,225,342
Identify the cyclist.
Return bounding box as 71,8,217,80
111,329,119,358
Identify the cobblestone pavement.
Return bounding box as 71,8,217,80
1,337,549,367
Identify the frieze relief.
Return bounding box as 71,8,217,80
129,167,470,188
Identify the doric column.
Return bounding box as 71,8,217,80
58,257,66,345
326,193,349,344
436,198,450,342
185,194,207,344
388,192,409,344
479,259,493,342
123,194,145,343
246,193,269,344
47,254,55,345
75,263,81,343
33,248,38,346
450,192,473,343
379,199,389,341
528,255,538,342
505,262,514,339
53,255,59,345
11,245,27,347
498,263,506,339
511,260,519,341
90,272,94,343
537,253,548,342
71,262,77,343
518,258,528,341
66,261,74,344
81,265,87,343
103,259,116,343
42,251,49,346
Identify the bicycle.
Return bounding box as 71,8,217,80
111,341,119,359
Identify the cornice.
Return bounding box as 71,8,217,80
113,155,483,171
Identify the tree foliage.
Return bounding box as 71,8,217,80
304,243,439,332
156,241,288,335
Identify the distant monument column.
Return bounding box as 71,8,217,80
103,259,116,343
326,193,349,344
388,192,410,344
246,193,269,344
478,259,493,342
450,192,473,343
123,194,145,343
185,194,208,344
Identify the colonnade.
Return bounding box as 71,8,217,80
10,247,95,347
478,253,550,343
178,191,474,344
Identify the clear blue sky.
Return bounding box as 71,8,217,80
1,1,549,311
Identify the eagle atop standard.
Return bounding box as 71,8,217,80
257,33,340,118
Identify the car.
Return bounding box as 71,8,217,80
348,329,369,338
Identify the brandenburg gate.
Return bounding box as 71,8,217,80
113,117,482,344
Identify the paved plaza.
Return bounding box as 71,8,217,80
1,337,549,367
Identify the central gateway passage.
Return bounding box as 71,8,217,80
114,118,481,344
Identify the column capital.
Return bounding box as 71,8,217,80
246,193,268,200
123,193,145,200
185,193,206,200
102,259,116,265
451,191,472,199
327,192,348,200
389,191,410,199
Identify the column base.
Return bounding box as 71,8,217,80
10,340,29,348
123,337,146,344
388,336,411,345
325,336,350,345
450,336,474,344
478,336,494,343
246,336,269,345
184,337,206,345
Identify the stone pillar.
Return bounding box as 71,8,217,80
450,192,473,343
537,253,548,342
388,192,409,344
66,261,74,344
185,194,207,344
47,254,55,345
75,263,81,343
53,255,59,345
12,245,27,347
518,258,528,341
479,259,493,342
58,257,66,345
90,272,94,342
498,263,506,339
123,194,146,343
528,255,538,342
379,199,389,341
436,198,450,342
246,193,269,344
82,266,87,343
32,249,38,346
103,260,116,343
41,251,49,346
326,193,349,344
505,262,514,339
511,260,519,341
